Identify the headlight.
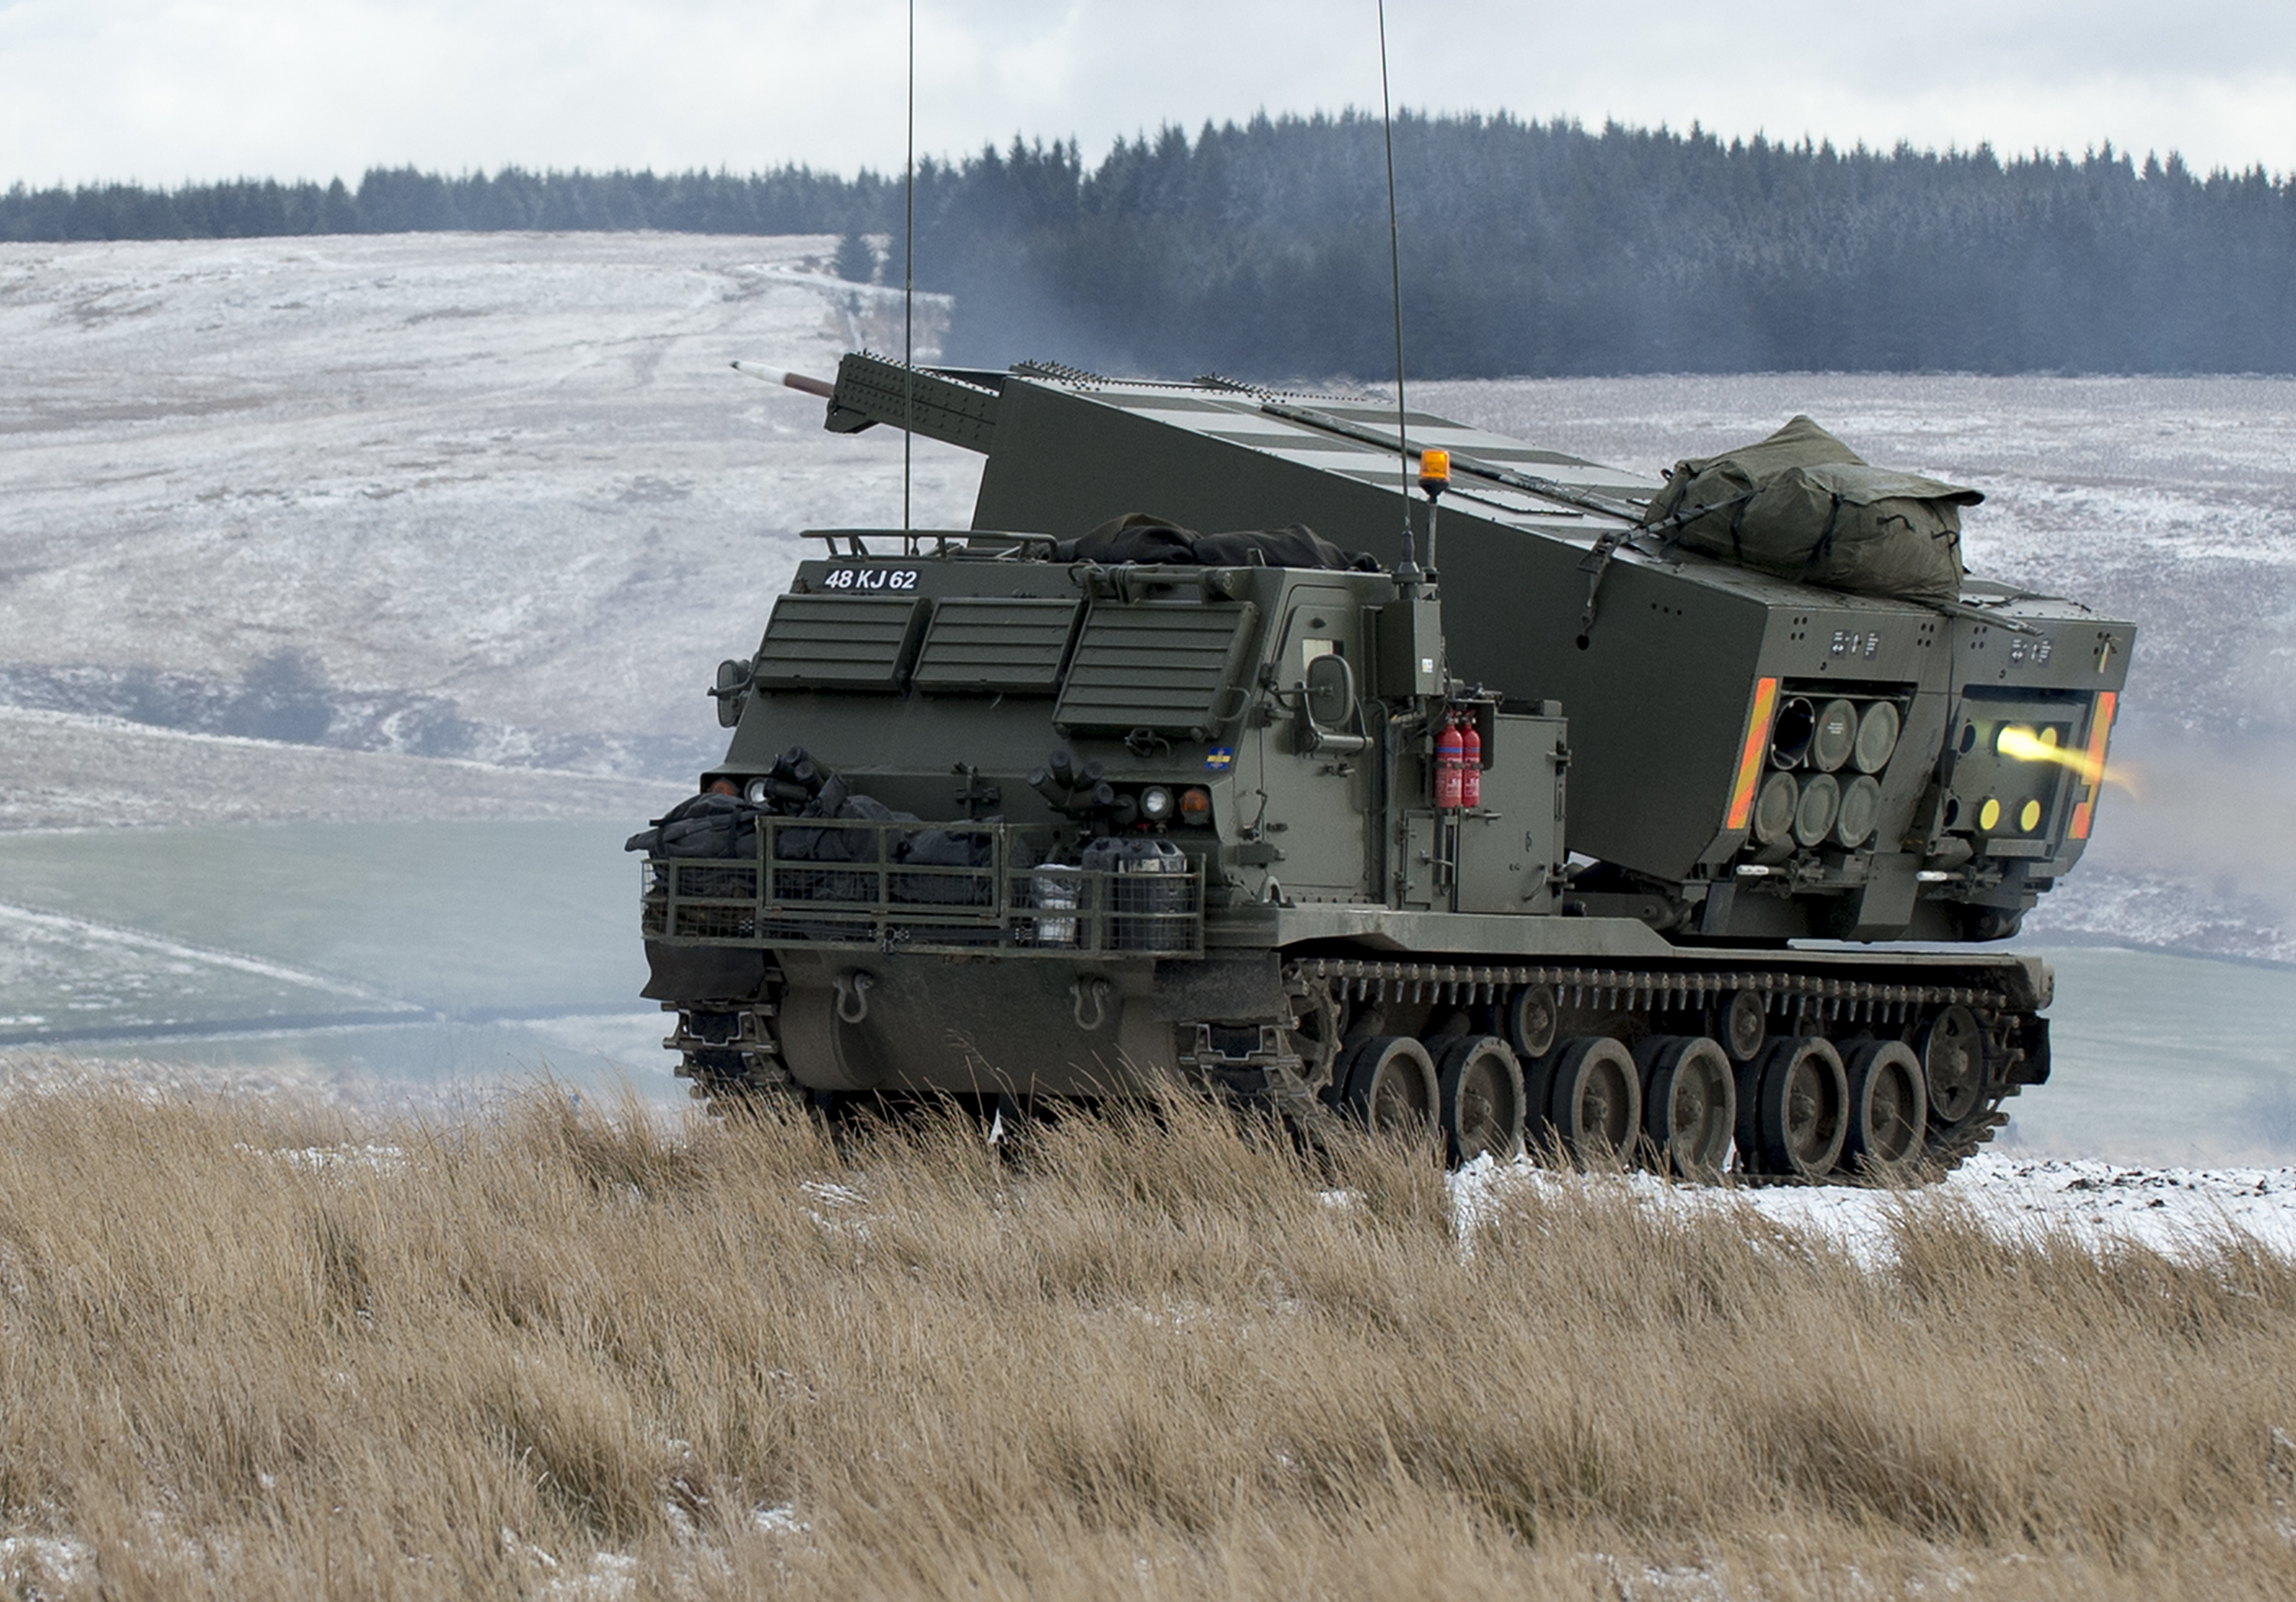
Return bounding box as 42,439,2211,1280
744,777,772,805
1140,785,1174,823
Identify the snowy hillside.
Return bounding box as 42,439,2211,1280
0,231,974,794
0,705,678,831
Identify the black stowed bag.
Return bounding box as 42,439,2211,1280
1192,523,1381,571
624,793,761,859
899,827,996,868
1056,512,1202,565
628,752,1004,921
889,822,1001,909
772,786,909,904
1640,416,1978,605
773,783,902,863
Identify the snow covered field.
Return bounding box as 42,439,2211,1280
1455,1150,2296,1265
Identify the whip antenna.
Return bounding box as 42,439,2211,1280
902,0,915,544
1377,0,1418,586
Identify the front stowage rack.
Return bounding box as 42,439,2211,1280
640,817,1205,958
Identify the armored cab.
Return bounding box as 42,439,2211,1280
631,355,2135,1183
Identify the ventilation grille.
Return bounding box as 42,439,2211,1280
1055,602,1257,738
752,595,925,691
912,599,1080,694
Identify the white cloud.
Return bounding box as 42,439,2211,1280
0,1,2290,189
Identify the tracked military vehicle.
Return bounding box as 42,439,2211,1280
631,354,2134,1180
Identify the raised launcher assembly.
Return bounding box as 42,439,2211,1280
633,354,2135,1182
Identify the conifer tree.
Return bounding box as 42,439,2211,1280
833,230,876,282
5,120,2291,375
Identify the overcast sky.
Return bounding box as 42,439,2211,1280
3,1,2292,191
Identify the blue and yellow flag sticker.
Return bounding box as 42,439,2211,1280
1205,746,1235,772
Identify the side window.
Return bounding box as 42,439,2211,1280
1277,589,1354,687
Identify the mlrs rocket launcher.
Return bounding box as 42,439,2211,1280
634,353,2135,1183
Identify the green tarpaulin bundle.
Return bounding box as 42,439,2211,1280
1639,416,1977,605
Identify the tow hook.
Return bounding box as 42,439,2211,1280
834,969,876,1025
1071,975,1111,1032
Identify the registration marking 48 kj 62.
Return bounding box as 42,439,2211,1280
821,567,918,592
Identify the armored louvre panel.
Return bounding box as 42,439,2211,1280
912,598,1079,694
1055,601,1257,738
752,595,925,691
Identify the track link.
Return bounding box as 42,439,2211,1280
1292,957,2008,1023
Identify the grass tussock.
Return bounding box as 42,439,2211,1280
0,1079,2293,1600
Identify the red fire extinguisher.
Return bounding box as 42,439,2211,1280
1459,713,1482,809
1433,715,1466,811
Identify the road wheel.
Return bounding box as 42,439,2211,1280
1342,1036,1437,1137
1639,1035,1736,1179
1436,1035,1525,1166
1720,988,1767,1062
1502,984,1560,1060
1921,1004,1986,1124
1547,1036,1641,1162
1754,1036,1848,1179
1844,1039,1928,1175
1283,981,1344,1095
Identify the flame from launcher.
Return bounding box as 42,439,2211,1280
1995,725,2141,799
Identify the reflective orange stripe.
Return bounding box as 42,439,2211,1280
1725,677,1779,830
2069,690,2116,840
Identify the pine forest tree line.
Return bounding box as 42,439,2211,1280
5,111,2291,379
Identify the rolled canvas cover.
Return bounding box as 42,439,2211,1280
1641,416,1978,604
1055,512,1378,571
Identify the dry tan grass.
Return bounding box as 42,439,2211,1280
1,1078,2293,1600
